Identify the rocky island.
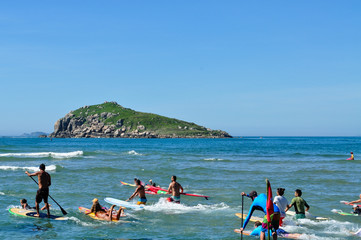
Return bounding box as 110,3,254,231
49,102,232,138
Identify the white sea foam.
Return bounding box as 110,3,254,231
0,151,83,159
0,164,58,172
144,198,229,214
204,158,224,161
127,150,143,156
281,216,356,239
0,192,5,195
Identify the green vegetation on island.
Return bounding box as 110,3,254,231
49,102,231,138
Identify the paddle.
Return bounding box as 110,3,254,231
29,176,67,215
241,194,244,240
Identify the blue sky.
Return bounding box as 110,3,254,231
0,1,360,136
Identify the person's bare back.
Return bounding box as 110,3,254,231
38,171,51,189
167,176,183,197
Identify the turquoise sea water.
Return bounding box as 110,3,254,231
0,137,360,239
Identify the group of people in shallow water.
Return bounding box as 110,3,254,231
22,164,184,221
236,188,361,239
20,163,361,238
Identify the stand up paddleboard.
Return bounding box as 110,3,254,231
235,213,263,222
9,208,67,221
234,229,301,239
287,210,328,220
79,207,128,222
104,197,144,210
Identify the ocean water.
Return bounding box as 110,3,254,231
0,137,360,240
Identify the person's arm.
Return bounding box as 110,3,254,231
167,183,172,194
127,187,139,201
285,198,295,212
180,184,184,194
48,174,51,187
25,171,39,177
304,200,310,211
240,204,255,230
349,199,361,204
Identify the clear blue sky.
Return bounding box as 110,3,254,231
1,1,360,136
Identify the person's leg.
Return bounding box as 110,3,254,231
44,190,50,217
108,205,115,221
115,206,123,220
35,201,40,217
260,232,266,240
272,231,278,240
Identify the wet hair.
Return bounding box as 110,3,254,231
172,175,177,181
254,221,262,227
134,178,138,181
21,199,27,204
295,189,302,196
277,188,285,196
39,164,45,170
136,179,141,185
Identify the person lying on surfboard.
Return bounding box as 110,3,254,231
167,175,183,204
348,194,361,204
248,221,301,238
126,179,147,205
87,198,125,221
353,204,361,215
149,179,160,187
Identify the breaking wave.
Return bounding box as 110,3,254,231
0,164,58,172
127,150,143,156
0,151,83,159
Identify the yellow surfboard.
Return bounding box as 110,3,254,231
9,208,67,220
235,213,264,222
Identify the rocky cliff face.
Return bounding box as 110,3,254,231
49,102,232,138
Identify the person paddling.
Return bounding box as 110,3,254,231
167,175,183,204
126,179,147,205
348,194,361,204
25,164,51,217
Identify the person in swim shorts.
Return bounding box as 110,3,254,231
25,163,51,217
127,179,147,205
167,175,183,204
285,189,309,219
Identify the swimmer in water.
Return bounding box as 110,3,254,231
349,152,354,160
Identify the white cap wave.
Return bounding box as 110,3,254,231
0,151,83,159
0,165,58,172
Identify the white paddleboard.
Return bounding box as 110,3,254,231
287,210,328,220
104,197,144,210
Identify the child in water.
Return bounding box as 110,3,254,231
20,199,48,210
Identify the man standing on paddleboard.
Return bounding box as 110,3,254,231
126,179,147,205
167,175,183,203
25,164,51,217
